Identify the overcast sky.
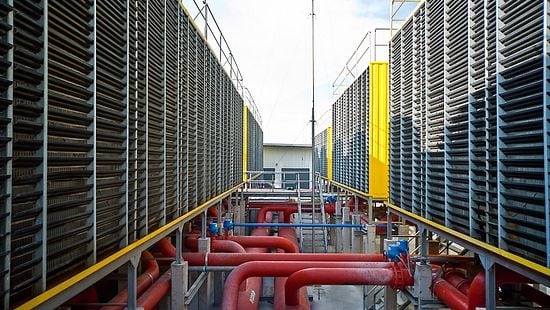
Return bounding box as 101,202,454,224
184,0,389,144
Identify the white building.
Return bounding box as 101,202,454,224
263,143,312,189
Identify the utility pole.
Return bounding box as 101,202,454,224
310,0,316,252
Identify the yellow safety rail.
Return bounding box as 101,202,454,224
18,180,249,310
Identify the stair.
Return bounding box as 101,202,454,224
299,212,327,253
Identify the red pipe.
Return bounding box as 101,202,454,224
274,225,306,309
221,261,394,310
180,252,385,266
100,251,159,310
285,267,412,306
432,278,469,310
444,269,471,296
185,234,298,253
136,269,171,310
156,237,178,258
227,235,299,253
68,286,98,309
468,265,533,310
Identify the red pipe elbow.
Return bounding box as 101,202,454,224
433,278,469,310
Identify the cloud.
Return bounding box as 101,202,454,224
185,0,389,144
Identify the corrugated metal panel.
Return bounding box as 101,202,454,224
389,0,550,267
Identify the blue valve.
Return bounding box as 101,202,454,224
223,218,233,231
387,244,400,262
208,222,219,235
398,239,409,255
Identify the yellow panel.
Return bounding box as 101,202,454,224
368,62,389,198
243,105,248,181
327,126,333,180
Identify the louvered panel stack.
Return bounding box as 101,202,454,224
196,32,206,204
468,0,490,242
412,5,426,216
0,0,11,305
400,19,413,212
135,0,148,238
46,0,95,285
390,0,549,267
127,1,139,243
444,0,469,234
485,0,498,246
186,20,198,211
178,8,188,214
147,0,165,230
497,0,546,265
214,56,221,194
4,1,261,306
314,128,329,178
233,89,243,187
204,52,212,199
165,0,178,220
11,0,42,303
96,0,127,259
331,69,375,194
247,109,263,173
390,31,402,205
425,0,445,224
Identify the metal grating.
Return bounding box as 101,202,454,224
389,0,550,267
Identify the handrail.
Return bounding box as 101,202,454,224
319,176,387,201
17,179,250,310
